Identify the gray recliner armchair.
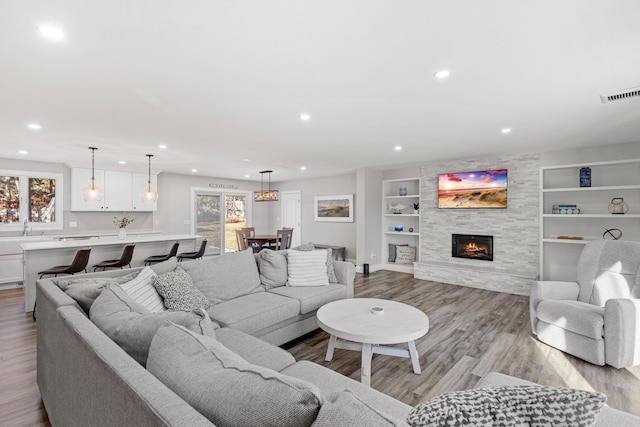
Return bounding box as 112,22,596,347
530,240,640,368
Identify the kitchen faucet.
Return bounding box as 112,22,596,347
23,219,29,236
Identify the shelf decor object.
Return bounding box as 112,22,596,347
142,154,158,203
82,147,103,202
579,167,591,187
609,198,628,214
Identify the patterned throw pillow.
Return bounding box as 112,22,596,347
287,250,330,287
407,385,607,427
119,267,166,313
395,246,416,264
154,267,211,311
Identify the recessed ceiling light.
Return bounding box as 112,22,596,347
27,123,42,130
300,113,311,121
434,70,450,79
394,146,403,151
118,160,126,165
243,158,251,162
244,174,250,179
300,166,307,171
158,144,167,149
191,169,197,173
19,150,28,155
501,128,512,134
38,25,65,41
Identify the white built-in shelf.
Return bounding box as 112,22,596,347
384,231,420,236
384,214,420,217
383,194,420,199
542,214,640,218
543,185,640,193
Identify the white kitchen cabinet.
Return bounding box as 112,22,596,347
71,168,158,212
0,254,22,284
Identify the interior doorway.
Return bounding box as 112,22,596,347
281,190,301,248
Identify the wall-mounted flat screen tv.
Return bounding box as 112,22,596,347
438,169,508,209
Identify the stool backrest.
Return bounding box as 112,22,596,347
69,248,92,274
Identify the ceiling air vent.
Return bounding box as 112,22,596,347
600,86,640,104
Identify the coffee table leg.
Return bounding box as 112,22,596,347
325,335,337,361
361,343,373,386
408,340,421,374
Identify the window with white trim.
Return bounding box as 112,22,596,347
0,170,63,231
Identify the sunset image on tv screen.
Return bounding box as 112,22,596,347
438,169,507,209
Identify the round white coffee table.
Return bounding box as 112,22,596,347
317,298,430,386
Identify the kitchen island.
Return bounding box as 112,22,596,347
21,234,196,313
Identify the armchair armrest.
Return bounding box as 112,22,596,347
604,298,640,368
530,281,580,334
333,261,355,299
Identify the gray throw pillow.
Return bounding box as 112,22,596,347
312,389,400,426
89,284,216,366
259,249,289,288
154,267,211,311
147,323,323,427
406,385,607,427
149,256,178,275
54,273,138,314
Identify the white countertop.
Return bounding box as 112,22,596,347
21,234,197,251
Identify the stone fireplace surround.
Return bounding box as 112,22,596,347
413,153,540,296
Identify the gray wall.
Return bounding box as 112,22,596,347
276,173,357,260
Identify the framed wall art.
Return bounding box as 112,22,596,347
314,194,354,222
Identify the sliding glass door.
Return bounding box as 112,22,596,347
193,189,250,256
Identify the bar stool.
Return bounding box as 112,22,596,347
34,248,92,320
177,240,207,261
92,244,135,271
144,242,180,265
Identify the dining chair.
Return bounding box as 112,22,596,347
143,242,180,265
92,244,135,271
273,228,294,251
178,240,208,261
235,229,248,251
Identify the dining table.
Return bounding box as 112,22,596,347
246,234,277,251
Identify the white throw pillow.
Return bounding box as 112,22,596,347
120,267,166,313
287,250,329,287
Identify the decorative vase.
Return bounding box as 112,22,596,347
579,167,591,187
118,228,126,240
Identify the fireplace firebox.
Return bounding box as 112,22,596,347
452,234,493,261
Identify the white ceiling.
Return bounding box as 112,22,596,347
2,1,639,182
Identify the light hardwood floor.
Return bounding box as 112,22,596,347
1,270,639,426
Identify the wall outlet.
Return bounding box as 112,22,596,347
370,253,376,259
69,221,77,228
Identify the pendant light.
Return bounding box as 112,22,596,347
254,170,278,202
142,154,158,203
82,147,103,201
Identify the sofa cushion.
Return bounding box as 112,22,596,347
268,284,347,315
259,249,289,288
147,323,323,427
406,385,606,427
281,360,412,422
154,267,211,311
311,389,404,427
149,256,178,275
214,327,296,372
89,284,216,366
207,292,300,335
181,248,262,304
119,267,166,313
537,300,605,340
54,273,138,314
287,250,329,287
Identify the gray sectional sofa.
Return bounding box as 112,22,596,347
36,248,640,426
